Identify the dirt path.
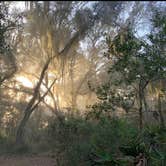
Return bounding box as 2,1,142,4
0,155,56,166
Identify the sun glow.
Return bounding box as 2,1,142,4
44,95,54,106
16,76,34,88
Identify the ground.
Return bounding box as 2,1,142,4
0,155,56,166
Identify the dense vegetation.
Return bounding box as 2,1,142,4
0,1,165,166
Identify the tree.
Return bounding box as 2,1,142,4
0,2,21,85
89,10,166,130
15,1,97,145
15,1,125,145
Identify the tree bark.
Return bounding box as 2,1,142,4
16,58,51,143
142,90,148,112
15,72,55,145
138,82,145,130
138,80,149,130
158,93,165,129
15,108,33,145
15,27,88,145
138,90,143,130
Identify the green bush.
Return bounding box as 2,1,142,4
47,115,137,165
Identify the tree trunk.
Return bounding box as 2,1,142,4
158,93,165,128
15,27,88,145
138,83,143,130
71,94,77,110
143,90,148,112
16,109,33,145
16,58,51,145
139,94,143,130
16,79,56,145
138,80,149,130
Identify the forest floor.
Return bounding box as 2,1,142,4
0,155,56,166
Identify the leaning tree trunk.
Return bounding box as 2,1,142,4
16,108,34,145
15,27,89,145
16,58,51,145
16,76,56,145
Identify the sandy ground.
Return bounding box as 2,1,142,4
0,155,56,166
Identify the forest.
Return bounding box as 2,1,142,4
0,1,165,166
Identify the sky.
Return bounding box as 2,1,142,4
10,1,151,38
10,1,25,12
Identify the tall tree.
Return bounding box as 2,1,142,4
0,2,21,85
89,9,166,129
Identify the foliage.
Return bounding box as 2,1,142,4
89,151,127,166
88,10,166,126
0,111,165,165
47,115,137,166
0,2,165,166
86,9,166,166
0,2,12,54
87,84,135,119
90,124,166,166
0,2,21,84
119,125,166,165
